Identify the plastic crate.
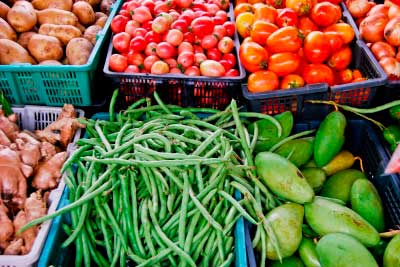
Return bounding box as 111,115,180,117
103,4,246,111
245,120,400,267
0,0,122,106
0,105,84,267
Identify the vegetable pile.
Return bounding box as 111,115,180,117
0,0,113,66
0,103,83,255
235,0,367,92
108,0,240,76
345,0,400,79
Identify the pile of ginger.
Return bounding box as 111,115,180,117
0,104,84,255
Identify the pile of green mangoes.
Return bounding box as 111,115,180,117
249,110,400,267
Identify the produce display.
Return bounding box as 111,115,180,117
234,0,369,92
0,103,83,255
0,0,114,65
344,0,400,80
107,0,241,76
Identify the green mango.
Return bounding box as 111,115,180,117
303,160,317,168
370,239,388,261
350,179,385,232
298,238,321,267
316,233,378,267
275,137,314,167
250,111,294,153
383,234,400,267
255,152,314,204
270,256,305,267
265,203,304,260
314,111,346,167
302,224,319,239
320,169,366,203
321,150,355,176
305,197,380,247
301,168,326,192
389,105,400,120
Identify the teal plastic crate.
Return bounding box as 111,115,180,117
0,0,122,106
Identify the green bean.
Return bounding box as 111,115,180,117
200,230,217,265
260,226,267,267
100,219,113,261
194,164,204,192
180,110,200,120
110,238,122,267
135,248,173,267
109,89,119,122
183,212,201,255
149,228,178,266
166,124,210,139
101,201,128,252
224,206,238,226
134,144,203,160
153,91,172,114
141,201,158,263
189,189,223,232
219,190,258,224
162,131,202,146
81,233,91,267
120,244,127,267
95,123,112,152
129,172,146,257
192,227,212,260
182,119,240,141
238,111,282,136
192,129,223,156
167,190,176,214
218,252,234,267
61,199,90,248
61,145,91,173
178,172,190,250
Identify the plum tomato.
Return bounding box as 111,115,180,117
200,60,226,76
248,70,279,92
302,63,335,85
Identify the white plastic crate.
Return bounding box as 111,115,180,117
0,105,84,267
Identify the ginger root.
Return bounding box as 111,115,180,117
40,141,57,161
0,110,19,142
24,191,47,222
3,239,23,255
14,210,36,254
32,152,67,190
0,200,13,243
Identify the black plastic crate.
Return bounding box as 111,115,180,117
245,120,400,267
103,4,246,111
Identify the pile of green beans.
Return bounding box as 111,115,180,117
19,91,284,267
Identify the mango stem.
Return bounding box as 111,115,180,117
354,156,364,173
380,229,400,238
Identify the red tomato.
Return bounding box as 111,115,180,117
303,31,331,63
248,70,279,92
133,28,148,38
151,60,170,74
166,29,184,46
213,25,227,40
223,21,236,37
159,12,174,25
194,45,204,54
141,21,153,32
183,32,195,43
166,0,177,9
276,8,299,27
145,42,158,56
298,16,318,36
200,60,225,76
285,0,317,16
125,20,140,37
324,23,355,44
184,66,201,76
178,42,194,53
111,15,129,34
169,10,180,21
178,51,195,68
164,58,178,68
219,59,233,71
124,1,139,14
132,6,152,24
225,69,240,76
210,0,229,10
268,52,300,76
266,26,303,53
194,10,210,18
222,53,237,67
152,16,169,34
142,0,155,14
191,17,215,38
144,55,160,71
327,46,352,70
118,10,130,19
156,42,177,59
215,10,228,23
254,4,278,23
201,35,219,49
194,52,207,66
125,65,140,73
250,21,279,45
239,41,269,72
154,2,170,15
144,31,162,44
112,32,131,53
192,1,207,11
109,54,128,72
310,2,341,27
130,36,146,51
303,63,335,85
234,3,254,18
324,31,344,52
336,68,353,84
180,9,196,24
207,48,222,61
171,19,189,32
127,51,145,67
170,67,183,74
176,0,193,8
217,36,234,54
267,0,286,9
236,12,255,38
280,74,305,88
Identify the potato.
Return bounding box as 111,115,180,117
17,31,37,49
0,17,16,41
39,23,82,45
72,1,95,26
75,22,86,33
28,34,64,62
0,1,10,20
94,15,107,28
100,0,115,15
32,0,73,11
66,37,93,65
61,57,69,65
83,25,102,45
7,1,37,32
95,12,107,20
74,0,101,6
0,39,36,65
36,8,78,26
39,60,63,65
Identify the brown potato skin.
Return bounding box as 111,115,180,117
0,2,10,20
7,1,37,32
94,15,107,28
74,0,101,6
36,8,78,26
83,25,102,45
28,34,64,62
74,22,86,33
100,0,115,15
0,39,36,65
0,17,16,41
17,31,37,49
38,23,82,45
72,1,95,25
66,37,93,65
39,60,63,65
32,0,73,11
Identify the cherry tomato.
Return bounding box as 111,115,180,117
239,41,269,72
310,2,341,27
200,60,225,76
210,0,229,10
327,46,352,70
336,68,353,84
118,10,130,19
201,34,219,49
280,74,305,88
324,23,355,44
303,31,331,63
217,36,234,54
111,15,129,34
191,17,215,38
178,42,194,53
248,70,279,92
125,65,140,73
298,16,318,36
166,29,184,46
171,19,189,32
303,63,335,85
159,12,174,25
194,45,204,54
223,21,236,37
235,12,255,38
130,36,146,51
276,8,298,27
207,47,222,61
131,6,152,24
127,51,145,67
250,21,279,45
112,32,131,53
266,26,303,53
141,20,153,32
156,42,177,59
109,54,128,72
285,0,317,16
184,65,201,76
151,60,170,74
166,0,177,9
254,4,278,23
144,55,160,71
268,52,300,76
192,2,207,11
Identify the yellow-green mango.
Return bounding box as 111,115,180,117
270,256,305,267
383,234,400,267
350,179,385,232
305,197,380,247
304,160,317,168
321,150,355,176
255,152,314,204
320,169,366,203
275,137,314,167
298,238,321,267
314,111,346,167
265,203,304,260
316,233,378,267
301,168,326,192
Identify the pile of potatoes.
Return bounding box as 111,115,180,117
0,0,115,66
